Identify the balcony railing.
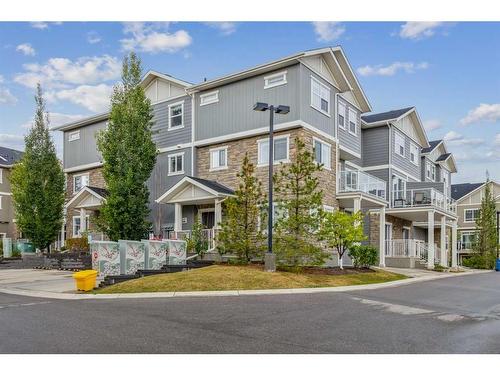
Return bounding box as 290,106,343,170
385,239,427,259
167,228,216,252
338,170,387,200
392,188,456,213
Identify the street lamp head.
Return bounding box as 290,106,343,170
253,102,269,112
275,105,290,115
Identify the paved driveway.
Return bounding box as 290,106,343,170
0,271,499,353
0,269,75,294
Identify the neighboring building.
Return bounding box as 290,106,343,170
53,46,460,269
451,181,500,262
0,146,24,239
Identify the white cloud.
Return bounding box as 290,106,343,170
120,22,192,54
312,22,345,42
443,130,484,146
423,119,442,132
14,55,121,89
30,22,62,30
21,112,87,130
47,84,112,112
0,76,17,105
205,22,237,35
0,133,24,150
87,31,102,44
357,61,429,77
399,22,444,40
459,103,500,126
16,43,36,56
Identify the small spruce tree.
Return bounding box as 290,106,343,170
217,154,266,262
96,52,157,241
10,84,65,251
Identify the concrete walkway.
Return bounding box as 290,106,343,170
0,267,492,300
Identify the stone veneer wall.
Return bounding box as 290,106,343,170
66,167,106,239
368,212,413,248
196,127,338,208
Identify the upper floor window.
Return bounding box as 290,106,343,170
264,71,287,89
338,102,346,129
426,162,436,181
314,139,331,170
348,109,358,136
257,135,289,166
395,132,405,157
168,102,184,130
0,168,3,184
210,147,228,170
311,77,330,116
200,91,219,106
464,208,480,223
73,173,89,194
410,144,419,165
168,152,184,176
68,130,80,142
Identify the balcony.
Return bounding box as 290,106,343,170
338,170,387,201
392,188,456,214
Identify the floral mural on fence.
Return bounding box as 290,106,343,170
143,240,167,270
119,240,146,275
166,240,186,265
91,241,120,277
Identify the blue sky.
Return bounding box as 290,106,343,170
0,21,499,183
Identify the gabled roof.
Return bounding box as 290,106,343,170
156,176,234,204
436,153,452,162
422,140,442,154
451,183,483,200
361,107,414,124
65,185,108,208
0,146,24,167
188,176,235,195
141,70,193,89
87,186,109,198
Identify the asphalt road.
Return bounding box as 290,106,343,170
1,272,500,354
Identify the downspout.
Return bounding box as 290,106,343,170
387,121,392,208
334,92,340,196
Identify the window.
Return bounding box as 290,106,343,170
313,139,331,170
426,162,436,181
210,147,228,170
410,144,419,165
338,102,346,129
348,109,358,135
464,208,480,222
461,231,476,249
168,153,184,176
392,174,406,201
311,77,330,116
394,132,405,157
323,205,335,213
72,215,89,237
264,71,287,89
257,136,289,166
0,168,3,184
73,174,89,193
168,102,183,130
68,131,80,142
200,91,219,106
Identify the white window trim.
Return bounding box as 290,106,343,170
0,168,3,184
68,130,80,142
323,205,335,213
348,108,358,136
410,143,419,166
168,152,185,176
167,101,184,131
464,208,479,223
0,195,2,210
338,102,346,129
73,173,89,194
264,70,287,89
72,215,90,237
209,146,228,171
200,91,219,106
310,76,331,117
394,132,405,157
313,137,332,171
257,134,290,167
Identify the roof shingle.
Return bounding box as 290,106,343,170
0,146,23,166
361,107,414,124
451,183,483,200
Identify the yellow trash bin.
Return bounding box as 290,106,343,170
73,270,98,291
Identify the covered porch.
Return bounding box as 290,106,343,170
156,176,235,251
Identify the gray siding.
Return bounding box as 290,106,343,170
152,95,192,148
195,64,301,141
362,126,389,167
391,127,420,181
63,121,106,169
299,64,338,138
337,97,361,156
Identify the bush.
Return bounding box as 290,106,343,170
348,245,378,268
65,237,89,252
462,253,496,269
11,249,21,257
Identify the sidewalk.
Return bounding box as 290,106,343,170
0,267,492,300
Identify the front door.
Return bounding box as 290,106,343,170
201,211,215,229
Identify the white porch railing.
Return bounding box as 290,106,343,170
338,170,387,200
392,188,456,213
168,228,216,252
385,239,428,259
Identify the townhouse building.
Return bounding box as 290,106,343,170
0,146,24,239
54,46,459,269
451,181,500,262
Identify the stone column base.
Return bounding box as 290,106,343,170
264,253,276,272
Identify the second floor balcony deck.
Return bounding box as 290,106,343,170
338,170,387,201
392,188,456,214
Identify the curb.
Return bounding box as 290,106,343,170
0,269,493,300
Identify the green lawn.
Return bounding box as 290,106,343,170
94,265,407,294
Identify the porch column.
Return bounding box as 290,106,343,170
353,197,361,214
451,221,458,268
174,203,182,232
427,210,435,269
79,208,87,235
440,216,447,267
214,200,222,229
379,206,386,267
